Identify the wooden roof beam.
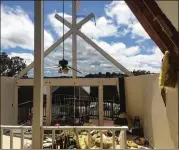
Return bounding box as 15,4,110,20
125,0,179,70
143,0,179,52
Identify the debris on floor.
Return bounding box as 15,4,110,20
41,128,151,149
16,115,152,149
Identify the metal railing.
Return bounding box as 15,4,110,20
18,101,46,124
0,125,128,149
52,94,120,121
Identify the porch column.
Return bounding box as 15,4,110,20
98,84,104,126
46,86,52,126
72,0,77,78
32,0,44,149
14,86,18,124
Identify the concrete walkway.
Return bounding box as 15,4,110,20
2,135,31,149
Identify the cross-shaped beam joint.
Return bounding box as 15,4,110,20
55,13,133,76
55,13,95,30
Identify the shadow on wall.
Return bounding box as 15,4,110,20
144,75,178,148
125,74,178,148
166,75,179,148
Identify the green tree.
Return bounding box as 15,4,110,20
0,52,10,75
105,72,111,77
112,72,117,77
98,72,102,77
0,52,27,77
132,69,151,76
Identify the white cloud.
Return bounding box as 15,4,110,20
105,1,136,25
1,5,54,51
47,12,72,37
2,3,163,77
48,1,150,40
48,12,118,39
94,39,140,57
40,36,162,75
90,65,95,68
105,1,150,40
8,52,34,65
81,16,118,39
75,39,163,74
129,23,150,39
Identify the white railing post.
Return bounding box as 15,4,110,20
0,125,128,150
100,130,103,149
0,129,3,149
88,129,91,149
21,127,24,149
112,129,115,149
120,129,127,149
41,128,44,149
46,86,52,126
10,129,13,149
52,130,55,149
99,84,104,126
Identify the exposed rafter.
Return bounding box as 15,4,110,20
143,0,179,50
125,0,179,70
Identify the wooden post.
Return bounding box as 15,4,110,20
46,86,52,126
72,0,77,78
178,72,179,149
14,86,18,124
120,129,127,149
32,0,44,148
112,96,114,121
98,84,104,126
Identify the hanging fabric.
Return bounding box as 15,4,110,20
76,0,80,10
119,77,126,113
159,50,177,88
159,50,178,106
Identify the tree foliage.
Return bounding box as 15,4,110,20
85,70,152,78
0,52,10,75
0,52,26,77
132,70,151,76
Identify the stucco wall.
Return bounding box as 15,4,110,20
0,77,17,125
125,74,178,148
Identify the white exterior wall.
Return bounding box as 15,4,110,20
0,77,17,125
125,74,178,148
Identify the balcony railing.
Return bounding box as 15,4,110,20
0,125,127,149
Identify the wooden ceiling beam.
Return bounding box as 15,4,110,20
125,0,167,53
143,0,179,52
125,0,179,70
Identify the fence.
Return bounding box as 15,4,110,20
0,125,128,149
18,94,120,125
52,94,120,122
18,101,46,124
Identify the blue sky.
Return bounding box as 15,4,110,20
1,1,163,77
